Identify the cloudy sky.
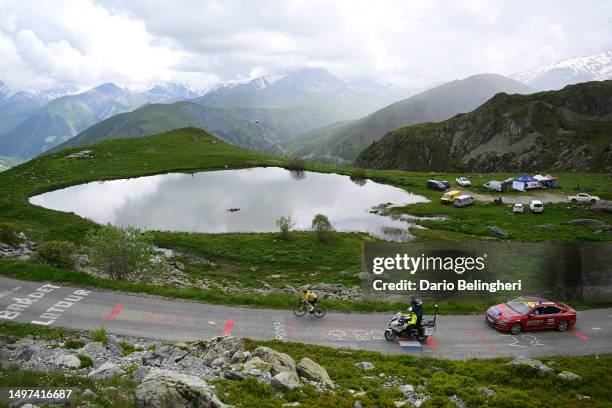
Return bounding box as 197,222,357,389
0,0,610,91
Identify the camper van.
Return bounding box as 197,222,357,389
441,190,461,204
529,200,544,213
454,195,474,208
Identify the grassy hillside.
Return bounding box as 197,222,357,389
284,74,533,162
357,80,612,172
51,101,353,154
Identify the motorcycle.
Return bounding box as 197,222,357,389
384,304,438,342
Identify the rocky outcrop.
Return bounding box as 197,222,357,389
356,80,612,172
252,346,296,374
135,369,230,408
297,357,334,389
88,362,125,380
508,356,553,375
188,336,244,365
271,371,301,391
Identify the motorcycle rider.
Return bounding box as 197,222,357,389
401,307,418,331
410,297,424,327
302,289,318,314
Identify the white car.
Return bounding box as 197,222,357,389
456,177,471,187
529,200,544,213
512,203,524,214
567,193,600,203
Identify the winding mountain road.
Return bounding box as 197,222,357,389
1,276,610,359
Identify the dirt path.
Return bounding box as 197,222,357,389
466,190,567,204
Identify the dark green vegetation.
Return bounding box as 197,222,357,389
284,74,533,163
357,80,612,172
2,323,610,408
0,128,610,311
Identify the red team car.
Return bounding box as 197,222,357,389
485,296,577,335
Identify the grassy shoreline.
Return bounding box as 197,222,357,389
0,128,610,312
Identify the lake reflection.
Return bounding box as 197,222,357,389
29,167,428,241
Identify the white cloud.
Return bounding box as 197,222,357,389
0,0,610,90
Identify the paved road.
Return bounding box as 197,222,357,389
1,277,610,359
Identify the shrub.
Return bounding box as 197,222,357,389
37,240,76,269
311,213,334,242
286,157,306,171
64,339,86,349
118,341,142,356
0,223,21,247
85,225,161,281
77,354,94,368
350,167,367,181
91,327,109,345
275,216,296,240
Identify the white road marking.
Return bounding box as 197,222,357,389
208,321,217,325
591,327,601,330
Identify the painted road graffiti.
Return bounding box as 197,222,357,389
273,316,288,340
329,329,385,342
0,283,60,321
31,289,91,326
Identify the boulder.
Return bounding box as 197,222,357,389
141,346,187,367
88,362,125,380
55,354,81,369
224,370,246,381
398,384,428,407
132,365,153,383
487,226,508,238
478,387,497,398
188,336,244,365
296,357,334,389
65,150,93,159
242,356,272,373
135,369,229,408
230,351,250,364
589,200,612,213
567,219,611,230
271,371,301,391
558,370,581,381
508,356,553,375
354,361,375,371
252,346,296,374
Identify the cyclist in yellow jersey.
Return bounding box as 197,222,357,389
302,289,318,314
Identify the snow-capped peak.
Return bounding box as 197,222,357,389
511,51,612,90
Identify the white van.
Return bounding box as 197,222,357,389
529,200,544,213
454,195,475,208
484,181,503,192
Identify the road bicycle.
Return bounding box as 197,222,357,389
293,301,327,318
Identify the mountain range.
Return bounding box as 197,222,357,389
283,73,534,163
0,82,205,159
511,51,612,91
356,80,612,172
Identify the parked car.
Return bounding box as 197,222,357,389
512,203,524,213
427,180,448,191
454,195,474,208
485,296,576,335
484,181,503,192
441,180,451,189
529,200,543,213
456,177,471,187
441,190,461,205
567,193,600,203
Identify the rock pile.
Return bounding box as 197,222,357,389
1,333,335,408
